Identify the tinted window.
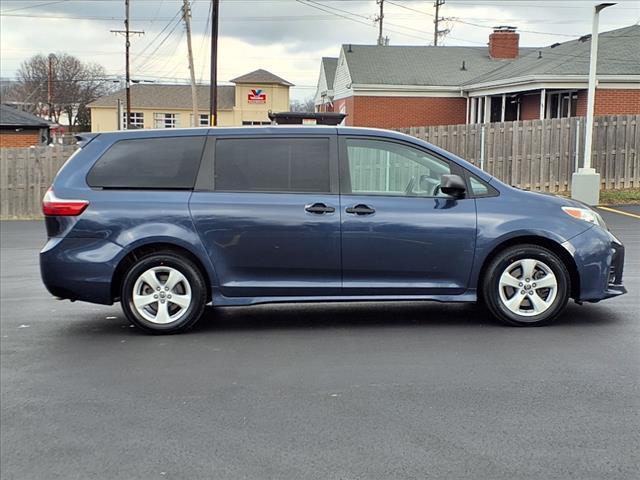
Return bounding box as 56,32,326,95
346,139,451,197
469,175,489,196
214,138,330,193
469,174,498,197
87,136,205,189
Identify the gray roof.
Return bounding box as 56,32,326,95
229,69,294,86
321,57,338,90
342,45,537,86
467,25,640,85
0,104,50,127
339,25,639,89
88,84,236,110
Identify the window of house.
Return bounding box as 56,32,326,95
213,138,330,193
346,139,451,197
241,121,271,126
87,136,205,189
122,112,144,129
489,96,520,122
547,91,578,119
154,113,177,128
190,114,210,127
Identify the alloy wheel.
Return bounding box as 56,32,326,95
498,258,558,317
132,266,192,324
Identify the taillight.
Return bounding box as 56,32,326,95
42,187,89,216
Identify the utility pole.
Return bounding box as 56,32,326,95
433,0,449,46
375,0,384,46
571,2,616,205
111,0,143,129
210,0,219,126
182,0,199,127
47,54,54,121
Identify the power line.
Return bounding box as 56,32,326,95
295,0,434,42
0,0,67,13
387,0,586,38
132,7,183,68
134,16,183,72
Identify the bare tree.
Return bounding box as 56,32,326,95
290,97,316,113
10,53,113,131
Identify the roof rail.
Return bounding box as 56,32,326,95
268,111,347,126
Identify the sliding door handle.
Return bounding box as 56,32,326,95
305,202,335,214
345,204,375,215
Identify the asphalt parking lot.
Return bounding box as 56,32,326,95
1,207,639,480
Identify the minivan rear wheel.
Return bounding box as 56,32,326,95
482,244,570,327
121,252,207,334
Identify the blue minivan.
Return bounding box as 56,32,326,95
40,127,626,334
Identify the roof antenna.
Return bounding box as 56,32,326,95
538,50,543,59
347,44,353,53
461,60,467,71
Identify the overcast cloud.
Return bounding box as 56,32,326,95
1,0,639,100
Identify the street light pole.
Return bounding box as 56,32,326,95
571,2,615,205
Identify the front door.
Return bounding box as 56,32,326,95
339,137,477,295
190,134,341,297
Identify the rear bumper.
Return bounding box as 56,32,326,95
40,236,123,305
563,227,627,303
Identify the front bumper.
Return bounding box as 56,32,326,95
600,240,627,299
40,236,124,305
563,227,627,303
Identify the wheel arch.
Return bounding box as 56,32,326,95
111,242,212,303
478,235,580,300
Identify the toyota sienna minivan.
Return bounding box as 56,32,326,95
40,127,626,334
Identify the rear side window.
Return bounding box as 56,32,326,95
87,136,206,189
214,138,330,193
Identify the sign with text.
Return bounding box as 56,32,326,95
248,89,267,104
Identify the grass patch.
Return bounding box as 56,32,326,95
554,188,640,205
599,188,640,205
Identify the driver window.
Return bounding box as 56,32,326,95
345,139,451,197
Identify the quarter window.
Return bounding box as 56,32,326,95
214,138,330,193
469,175,489,196
154,113,177,128
345,139,451,197
87,136,205,189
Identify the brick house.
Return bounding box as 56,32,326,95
314,57,338,112
0,104,50,147
316,25,640,128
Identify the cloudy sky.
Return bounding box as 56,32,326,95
1,0,639,100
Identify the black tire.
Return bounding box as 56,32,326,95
482,244,570,327
120,252,207,334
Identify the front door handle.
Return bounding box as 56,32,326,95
345,204,375,215
305,202,335,214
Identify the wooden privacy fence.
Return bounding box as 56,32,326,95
1,146,77,218
0,115,638,218
398,115,639,192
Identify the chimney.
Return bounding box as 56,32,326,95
489,26,519,59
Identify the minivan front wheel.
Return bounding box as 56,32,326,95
482,244,570,326
121,252,207,334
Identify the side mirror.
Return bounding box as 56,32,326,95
440,174,466,198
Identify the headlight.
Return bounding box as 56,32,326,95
562,206,607,229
